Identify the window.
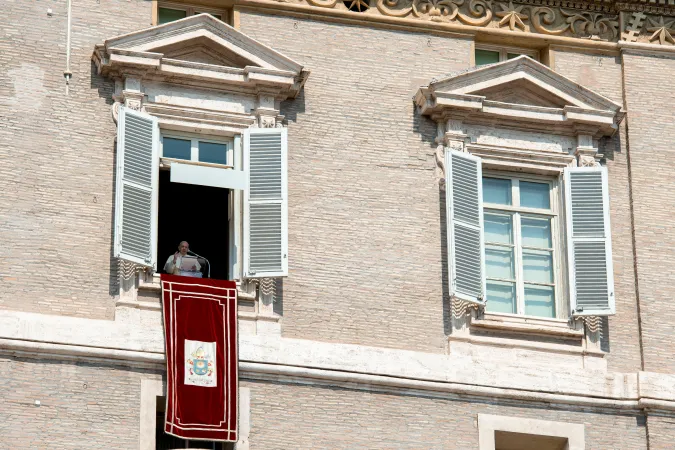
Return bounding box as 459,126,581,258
482,174,560,318
474,45,539,66
155,397,234,450
157,2,227,25
114,107,289,281
161,134,231,166
478,414,584,450
445,150,615,318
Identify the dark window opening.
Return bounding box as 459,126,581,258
158,170,230,280
156,397,233,450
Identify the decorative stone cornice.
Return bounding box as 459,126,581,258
235,0,675,48
416,56,624,138
92,13,310,99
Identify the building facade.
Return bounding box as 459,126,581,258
2,0,675,448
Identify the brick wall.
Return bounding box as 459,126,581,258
239,11,471,353
552,50,643,374
0,0,151,319
0,356,161,449
646,416,675,450
242,380,648,449
622,52,675,373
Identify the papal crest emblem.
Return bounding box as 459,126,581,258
184,339,217,387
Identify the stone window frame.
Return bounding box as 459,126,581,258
140,379,250,450
477,413,585,450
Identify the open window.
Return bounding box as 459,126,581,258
446,150,614,318
418,56,623,319
114,106,288,281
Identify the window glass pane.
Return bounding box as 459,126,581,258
524,285,555,318
521,217,552,248
519,181,550,209
485,245,515,280
482,178,512,205
158,7,187,24
475,49,500,66
522,249,554,283
484,213,512,244
507,53,522,59
163,137,191,160
486,281,516,314
198,141,228,165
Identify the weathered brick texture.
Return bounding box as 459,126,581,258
242,380,647,449
239,12,471,353
554,50,643,374
622,52,675,373
0,0,151,319
0,356,161,449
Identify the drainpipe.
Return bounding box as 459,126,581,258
64,0,73,94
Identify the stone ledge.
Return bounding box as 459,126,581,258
471,313,584,339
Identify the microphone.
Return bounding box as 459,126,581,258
187,250,211,278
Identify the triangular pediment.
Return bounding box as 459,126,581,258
428,56,621,112
471,78,570,109
416,56,623,136
93,14,309,97
152,37,255,68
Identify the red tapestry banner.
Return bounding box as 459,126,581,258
161,274,238,442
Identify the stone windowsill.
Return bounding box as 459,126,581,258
471,313,584,338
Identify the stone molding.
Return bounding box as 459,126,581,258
233,0,675,48
416,55,624,138
5,308,675,414
92,13,310,103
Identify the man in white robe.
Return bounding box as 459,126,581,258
164,241,201,275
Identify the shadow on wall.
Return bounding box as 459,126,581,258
280,88,306,124
90,60,115,106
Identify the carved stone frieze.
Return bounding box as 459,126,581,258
620,12,675,44
254,0,675,45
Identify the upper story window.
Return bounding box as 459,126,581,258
157,2,228,25
482,174,560,318
474,45,539,66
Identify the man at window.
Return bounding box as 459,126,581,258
164,241,201,275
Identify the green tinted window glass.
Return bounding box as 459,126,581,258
158,8,187,24
507,53,522,60
475,49,500,66
198,142,228,165
163,137,191,160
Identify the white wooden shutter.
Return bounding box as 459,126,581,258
243,128,288,278
564,166,615,316
113,106,159,268
446,150,485,305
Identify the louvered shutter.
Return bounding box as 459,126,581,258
243,128,288,278
564,166,615,316
446,150,486,304
113,106,159,268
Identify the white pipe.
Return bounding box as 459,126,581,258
64,0,73,94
